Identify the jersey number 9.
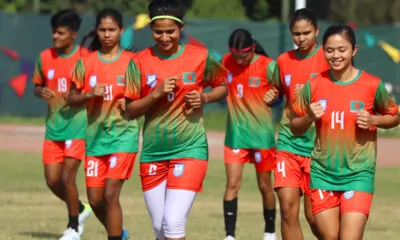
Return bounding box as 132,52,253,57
58,77,67,93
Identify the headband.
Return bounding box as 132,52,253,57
230,44,255,53
150,15,183,23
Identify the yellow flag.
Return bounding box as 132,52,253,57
378,40,400,64
134,13,150,30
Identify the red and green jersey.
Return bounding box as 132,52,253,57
32,45,89,141
125,44,228,162
272,45,330,156
222,53,277,149
72,50,139,156
293,70,398,193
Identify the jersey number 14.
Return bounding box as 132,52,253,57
331,111,344,130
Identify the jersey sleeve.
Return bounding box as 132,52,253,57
79,47,91,57
71,59,86,90
124,60,142,101
269,61,284,94
374,80,398,115
203,52,228,87
292,80,311,117
32,56,45,85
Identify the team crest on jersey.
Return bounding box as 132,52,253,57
47,69,55,80
254,152,262,163
310,73,319,78
344,191,354,199
173,164,185,177
65,140,72,149
227,73,233,84
284,74,291,86
146,74,157,88
319,99,327,111
183,72,196,85
233,149,240,154
249,77,261,87
109,156,118,168
350,101,365,112
117,75,125,86
89,75,97,87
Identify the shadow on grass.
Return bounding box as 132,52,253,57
19,231,60,239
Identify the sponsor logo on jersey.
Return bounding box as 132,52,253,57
233,149,240,154
146,74,157,88
249,77,261,87
319,99,327,111
183,72,196,85
47,69,55,80
284,74,291,86
173,163,185,177
109,156,118,168
350,101,365,112
227,73,233,84
89,75,97,87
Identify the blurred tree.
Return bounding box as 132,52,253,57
240,0,269,21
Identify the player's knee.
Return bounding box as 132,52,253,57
162,214,186,238
103,187,119,206
258,180,274,195
61,168,77,186
87,192,103,209
152,223,164,240
226,178,241,194
280,201,299,222
46,175,61,190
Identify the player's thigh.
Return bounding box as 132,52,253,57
106,152,137,180
43,140,64,165
250,148,275,173
339,191,372,240
167,158,208,192
64,139,85,161
274,151,303,190
314,207,340,240
85,155,108,188
140,161,169,192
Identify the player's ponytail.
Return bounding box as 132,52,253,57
228,28,269,57
80,8,123,52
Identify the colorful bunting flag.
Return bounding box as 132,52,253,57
378,40,400,64
363,31,378,48
8,73,28,98
20,58,35,76
0,46,20,60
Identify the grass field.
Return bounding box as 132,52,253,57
1,150,400,240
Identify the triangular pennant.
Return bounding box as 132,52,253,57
378,40,400,63
347,21,357,30
0,46,20,60
20,58,35,76
210,49,223,61
363,31,377,48
8,73,28,98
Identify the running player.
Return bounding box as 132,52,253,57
124,1,228,239
221,28,277,240
67,8,138,240
32,9,92,240
291,24,399,240
263,8,329,240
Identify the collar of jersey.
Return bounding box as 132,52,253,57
329,69,362,86
249,54,260,64
153,44,185,60
295,43,320,60
97,49,122,63
57,44,78,58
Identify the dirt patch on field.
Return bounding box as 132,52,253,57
0,124,398,167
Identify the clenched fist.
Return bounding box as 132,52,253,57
184,90,205,109
263,87,279,105
86,84,106,99
356,110,373,129
153,76,180,99
308,102,324,121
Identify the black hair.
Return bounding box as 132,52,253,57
228,28,269,57
289,8,318,30
80,8,123,51
51,9,81,32
323,24,356,65
148,0,185,26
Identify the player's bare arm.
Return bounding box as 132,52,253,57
67,83,106,107
263,87,279,105
34,84,56,100
290,102,324,136
125,76,179,120
357,110,399,129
